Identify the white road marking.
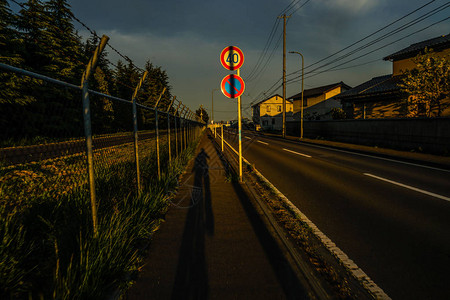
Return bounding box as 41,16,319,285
299,142,450,173
364,173,450,202
244,136,252,140
257,140,269,145
283,148,312,158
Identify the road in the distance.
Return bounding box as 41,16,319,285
224,129,450,299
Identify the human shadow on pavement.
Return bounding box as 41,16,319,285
171,148,213,300
209,134,309,299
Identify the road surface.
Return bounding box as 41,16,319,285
224,129,450,299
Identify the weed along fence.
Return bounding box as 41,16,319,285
0,37,204,298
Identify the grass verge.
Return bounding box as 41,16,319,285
0,131,201,299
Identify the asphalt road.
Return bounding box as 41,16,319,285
223,129,450,300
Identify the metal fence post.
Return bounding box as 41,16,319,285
180,105,186,151
81,35,109,237
221,124,224,152
154,87,166,180
132,71,148,193
183,110,188,149
166,96,176,163
174,102,181,158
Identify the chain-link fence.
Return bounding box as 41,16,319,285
0,40,204,298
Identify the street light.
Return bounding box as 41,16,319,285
212,88,218,124
289,51,304,139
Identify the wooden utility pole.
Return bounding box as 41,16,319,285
279,14,290,138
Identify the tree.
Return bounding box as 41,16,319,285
0,0,34,105
399,48,450,117
138,61,172,129
111,60,140,132
196,107,209,124
331,107,346,120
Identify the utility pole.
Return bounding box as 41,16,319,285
279,14,290,138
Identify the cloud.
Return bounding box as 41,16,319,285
324,0,382,15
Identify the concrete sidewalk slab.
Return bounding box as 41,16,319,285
125,133,307,299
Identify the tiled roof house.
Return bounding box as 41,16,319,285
337,33,450,119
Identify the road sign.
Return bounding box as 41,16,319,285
221,74,245,98
220,46,244,70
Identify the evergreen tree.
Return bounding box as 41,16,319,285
196,107,209,124
45,0,84,82
0,0,34,105
83,34,115,134
11,0,84,139
139,61,172,129
111,60,140,132
16,0,54,74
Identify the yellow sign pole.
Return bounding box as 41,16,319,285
237,68,243,182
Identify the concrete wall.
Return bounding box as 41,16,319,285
286,117,450,154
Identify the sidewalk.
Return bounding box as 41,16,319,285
125,132,308,299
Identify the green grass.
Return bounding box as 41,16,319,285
0,130,201,299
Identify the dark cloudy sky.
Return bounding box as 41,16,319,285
16,0,450,121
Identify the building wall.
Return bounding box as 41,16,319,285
352,97,450,119
253,95,293,130
392,48,450,76
286,117,450,154
293,86,342,113
325,86,342,100
353,99,408,119
257,96,293,117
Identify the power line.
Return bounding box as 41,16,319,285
288,0,312,15
245,18,281,81
286,0,437,77
286,2,450,84
245,0,312,88
287,16,450,86
255,0,446,102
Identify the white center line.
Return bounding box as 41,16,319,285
257,140,269,145
364,173,450,202
283,148,312,158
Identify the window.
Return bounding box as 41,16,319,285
277,105,281,112
262,120,268,126
272,118,275,125
266,105,271,112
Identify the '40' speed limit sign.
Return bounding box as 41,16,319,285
220,46,244,70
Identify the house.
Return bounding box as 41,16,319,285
337,33,450,119
251,94,294,131
384,33,450,76
288,82,351,120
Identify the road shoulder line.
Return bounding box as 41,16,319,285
252,167,392,299
282,148,312,158
364,173,450,202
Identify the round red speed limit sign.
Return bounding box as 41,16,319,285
220,46,244,71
